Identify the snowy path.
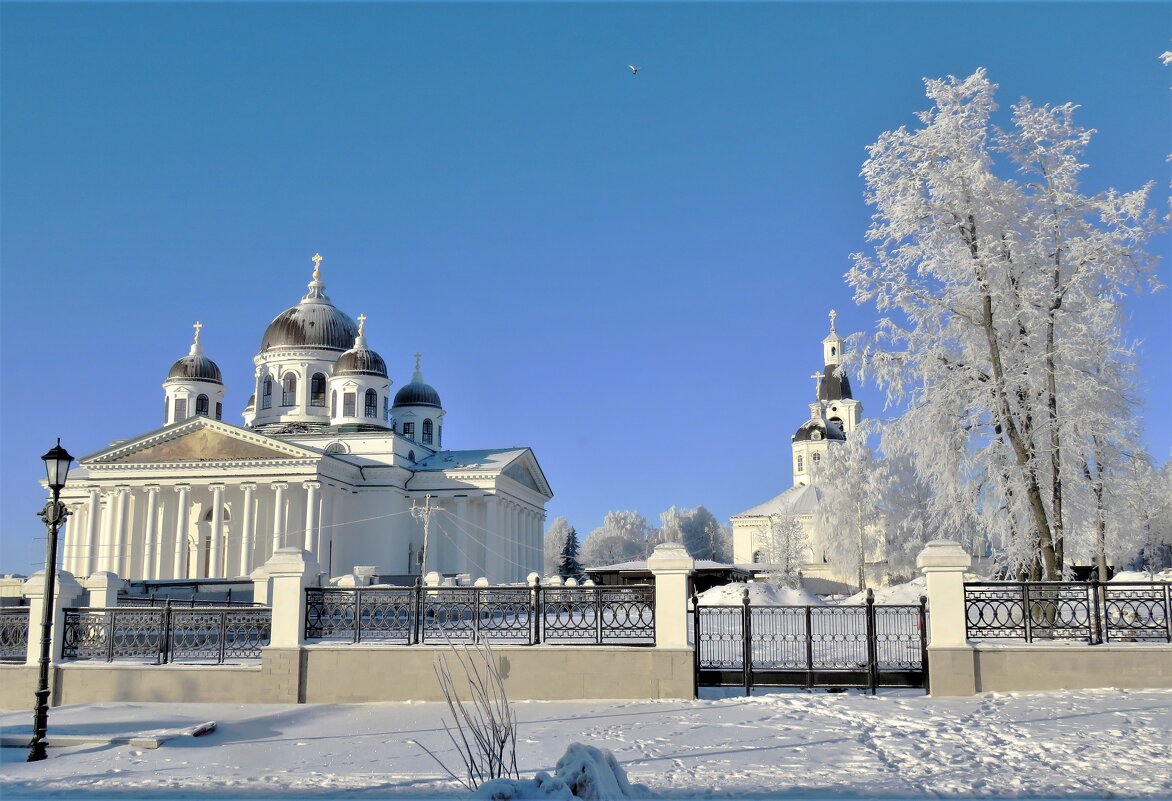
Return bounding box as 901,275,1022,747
1,689,1169,799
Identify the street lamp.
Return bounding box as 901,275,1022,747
28,439,73,762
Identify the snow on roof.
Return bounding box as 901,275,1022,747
587,559,743,572
732,484,823,518
412,448,527,472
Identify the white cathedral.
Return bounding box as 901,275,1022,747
730,311,864,587
53,255,553,584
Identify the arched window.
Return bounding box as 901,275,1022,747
331,390,337,417
831,346,837,356
174,397,188,420
195,394,210,416
215,402,223,421
796,454,804,472
811,453,821,465
402,421,415,441
310,373,327,407
365,389,378,418
282,374,297,406
343,392,356,417
261,377,272,409
422,418,434,445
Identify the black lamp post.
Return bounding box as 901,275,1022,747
27,439,73,762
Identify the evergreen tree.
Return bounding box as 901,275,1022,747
558,525,584,580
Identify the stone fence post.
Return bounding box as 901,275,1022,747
917,539,976,696
265,548,319,648
84,572,122,608
23,569,85,665
647,542,695,649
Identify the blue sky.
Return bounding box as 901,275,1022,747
2,3,1169,574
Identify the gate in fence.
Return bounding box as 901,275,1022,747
693,588,928,695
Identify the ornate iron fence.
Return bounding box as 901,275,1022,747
964,581,1171,643
61,605,271,664
304,583,655,646
694,589,928,695
0,608,30,662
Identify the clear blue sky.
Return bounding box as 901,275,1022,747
2,3,1169,575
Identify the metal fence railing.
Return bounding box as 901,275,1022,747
304,583,655,646
0,608,30,662
62,604,271,664
964,581,1172,643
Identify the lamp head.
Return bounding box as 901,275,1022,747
41,439,74,492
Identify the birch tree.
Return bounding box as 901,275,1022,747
848,69,1160,579
812,421,886,590
756,513,807,588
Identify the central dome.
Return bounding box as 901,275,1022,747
261,303,359,352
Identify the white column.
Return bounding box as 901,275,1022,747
142,485,160,580
98,491,115,573
647,543,695,649
239,483,257,576
303,481,321,557
173,484,191,579
484,495,501,583
112,486,130,577
62,503,83,574
209,484,225,578
454,495,471,576
320,486,336,578
83,488,101,578
509,502,520,582
271,482,289,552
526,508,539,576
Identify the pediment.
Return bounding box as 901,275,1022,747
85,418,321,465
503,462,541,492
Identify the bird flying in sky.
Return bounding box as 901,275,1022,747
628,64,642,76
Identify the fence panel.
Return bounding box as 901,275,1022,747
61,606,270,664
0,608,30,662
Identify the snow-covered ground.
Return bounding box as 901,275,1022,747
2,689,1169,799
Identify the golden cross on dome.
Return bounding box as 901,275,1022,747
810,371,823,398
311,252,323,281
357,313,366,336
193,321,203,344
829,309,837,333
414,352,422,372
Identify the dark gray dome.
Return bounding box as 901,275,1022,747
261,302,359,352
818,365,853,401
166,354,222,385
393,380,442,409
792,419,846,443
335,347,388,378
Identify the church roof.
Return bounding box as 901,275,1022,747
393,358,441,408
335,345,388,378
818,364,853,401
792,418,846,443
166,353,223,385
733,484,824,518
413,447,553,497
260,257,359,353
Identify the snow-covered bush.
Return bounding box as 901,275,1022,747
474,743,655,800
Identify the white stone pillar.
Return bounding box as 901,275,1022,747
509,502,520,582
264,547,319,648
917,539,976,696
83,488,101,578
239,483,257,576
303,481,321,557
454,496,471,576
112,486,131,578
98,491,115,573
320,486,337,578
23,569,85,666
209,484,225,578
271,482,289,553
85,571,122,608
142,485,160,581
647,542,695,649
484,495,501,583
63,503,84,574
173,484,191,579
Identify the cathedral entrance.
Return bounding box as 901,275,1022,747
693,592,928,695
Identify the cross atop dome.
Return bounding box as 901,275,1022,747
193,320,203,344
414,352,422,372
311,252,323,282
357,313,366,336
829,309,837,334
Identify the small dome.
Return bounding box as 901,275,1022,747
393,356,441,408
818,364,853,401
166,354,223,384
792,419,846,443
393,380,442,409
335,346,388,378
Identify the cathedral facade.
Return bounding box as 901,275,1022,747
53,256,552,584
730,312,863,586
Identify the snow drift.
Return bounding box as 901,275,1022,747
474,743,654,800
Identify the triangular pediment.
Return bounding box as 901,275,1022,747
85,418,322,465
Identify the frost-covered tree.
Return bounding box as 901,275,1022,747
756,513,807,588
557,525,584,580
1114,457,1172,576
848,69,1160,579
812,421,886,590
580,510,656,566
543,517,572,576
657,505,729,560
